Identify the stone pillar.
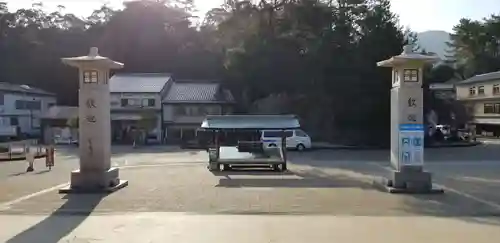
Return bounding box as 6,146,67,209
377,45,443,194
59,47,128,193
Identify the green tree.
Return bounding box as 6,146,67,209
66,116,79,128
137,110,157,133
447,15,500,77
0,0,446,146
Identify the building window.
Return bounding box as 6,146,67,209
206,106,221,115
121,99,128,107
10,117,18,126
121,98,154,108
0,92,4,105
478,86,485,95
484,103,500,114
15,100,41,110
130,99,142,107
83,70,98,83
494,85,500,95
15,100,22,109
187,106,202,116
469,87,476,96
174,106,186,115
484,103,494,114
31,101,41,110
147,99,155,107
403,69,418,82
186,106,197,116
173,105,218,116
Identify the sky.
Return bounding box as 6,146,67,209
3,0,500,33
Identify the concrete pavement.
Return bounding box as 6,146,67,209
2,213,500,243
0,146,207,205
1,144,500,242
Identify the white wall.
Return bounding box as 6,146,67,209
0,93,56,134
456,81,500,100
163,104,174,121
162,104,224,123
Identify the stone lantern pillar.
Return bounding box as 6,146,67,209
377,44,443,193
59,47,128,193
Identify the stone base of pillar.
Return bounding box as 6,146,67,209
59,167,128,194
374,169,444,194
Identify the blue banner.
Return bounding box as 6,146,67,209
399,124,424,131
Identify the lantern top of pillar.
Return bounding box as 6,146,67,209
377,44,440,68
61,47,124,70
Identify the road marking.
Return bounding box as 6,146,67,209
0,183,69,210
369,163,500,211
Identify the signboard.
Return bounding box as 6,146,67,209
399,124,424,167
398,88,423,125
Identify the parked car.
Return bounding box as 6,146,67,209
436,125,451,137
53,135,77,145
261,129,312,151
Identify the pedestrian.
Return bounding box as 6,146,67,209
26,146,35,172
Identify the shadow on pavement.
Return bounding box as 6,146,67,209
216,168,376,189
399,192,500,226
290,154,500,225
34,170,51,175
211,168,296,176
6,193,105,243
9,170,52,177
8,172,28,177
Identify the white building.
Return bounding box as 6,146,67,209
40,74,236,145
0,83,56,137
109,73,172,143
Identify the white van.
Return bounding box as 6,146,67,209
261,129,312,151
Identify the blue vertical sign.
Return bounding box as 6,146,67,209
399,124,424,166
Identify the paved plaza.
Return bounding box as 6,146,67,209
1,143,500,242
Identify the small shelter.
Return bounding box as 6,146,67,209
199,115,301,172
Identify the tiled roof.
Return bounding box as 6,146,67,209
163,82,234,103
41,106,78,119
0,83,55,96
457,71,500,85
109,73,171,93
